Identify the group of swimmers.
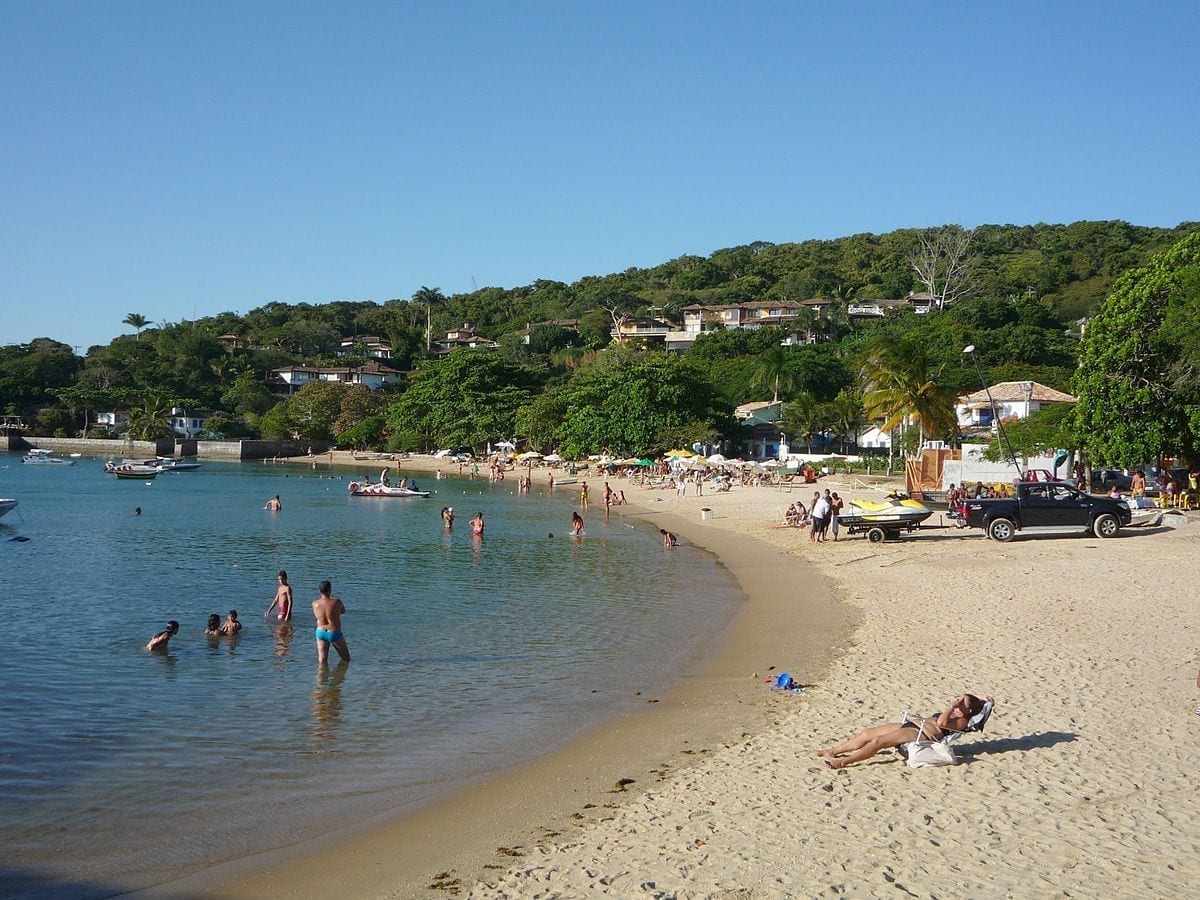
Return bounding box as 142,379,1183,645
145,571,350,666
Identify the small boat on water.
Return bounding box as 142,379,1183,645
348,481,429,498
0,499,18,519
23,449,75,466
141,457,202,472
104,461,160,480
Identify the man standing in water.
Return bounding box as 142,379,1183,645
264,494,282,511
265,570,293,621
313,581,350,665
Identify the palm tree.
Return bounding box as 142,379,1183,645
827,389,865,453
412,287,446,352
125,390,175,440
750,346,799,403
123,313,150,341
859,336,956,452
781,392,823,453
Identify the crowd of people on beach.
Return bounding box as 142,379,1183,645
779,489,843,543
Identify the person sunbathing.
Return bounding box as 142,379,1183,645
817,693,988,769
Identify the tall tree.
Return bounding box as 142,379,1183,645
412,287,446,353
859,336,956,450
1074,230,1200,465
123,313,150,341
780,392,823,452
909,225,977,310
826,388,865,453
749,346,798,403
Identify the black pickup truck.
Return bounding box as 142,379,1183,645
960,481,1132,542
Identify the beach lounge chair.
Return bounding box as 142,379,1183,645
896,698,994,768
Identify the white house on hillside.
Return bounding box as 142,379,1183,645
268,362,402,395
956,381,1077,428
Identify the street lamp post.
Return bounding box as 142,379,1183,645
962,345,1023,480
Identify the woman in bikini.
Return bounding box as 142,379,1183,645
817,693,987,769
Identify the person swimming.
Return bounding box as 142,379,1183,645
146,620,179,651
205,614,221,635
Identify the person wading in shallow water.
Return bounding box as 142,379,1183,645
265,571,293,622
312,581,350,666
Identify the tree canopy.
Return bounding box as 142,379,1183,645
1074,230,1200,465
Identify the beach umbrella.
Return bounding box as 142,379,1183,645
543,453,563,463
636,458,653,467
707,453,727,464
665,448,694,458
517,451,543,461
496,440,516,451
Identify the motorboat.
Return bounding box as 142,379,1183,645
348,480,429,498
0,499,17,519
23,449,75,466
104,461,160,480
142,457,201,472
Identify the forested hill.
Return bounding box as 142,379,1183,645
396,219,1195,348
3,219,1198,461
109,220,1200,360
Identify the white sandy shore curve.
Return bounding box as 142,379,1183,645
465,471,1200,898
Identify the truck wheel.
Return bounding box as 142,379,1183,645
987,518,1016,542
867,527,886,544
1093,513,1120,538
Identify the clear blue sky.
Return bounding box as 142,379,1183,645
3,1,1196,352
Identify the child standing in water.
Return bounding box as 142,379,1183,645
220,610,242,636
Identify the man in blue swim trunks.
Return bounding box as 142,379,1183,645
312,580,350,665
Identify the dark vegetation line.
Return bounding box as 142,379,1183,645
3,220,1198,465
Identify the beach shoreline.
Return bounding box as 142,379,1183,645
150,457,858,898
159,455,1200,897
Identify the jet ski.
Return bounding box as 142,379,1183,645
841,493,934,526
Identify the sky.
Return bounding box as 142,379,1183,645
2,1,1197,352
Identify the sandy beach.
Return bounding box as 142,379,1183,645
193,454,1200,898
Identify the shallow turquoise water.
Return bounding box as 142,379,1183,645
0,455,738,897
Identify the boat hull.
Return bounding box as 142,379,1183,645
348,482,429,498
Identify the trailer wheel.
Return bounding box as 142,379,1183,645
867,527,886,544
987,517,1016,542
1093,513,1120,538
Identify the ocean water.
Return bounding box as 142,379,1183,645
0,455,739,898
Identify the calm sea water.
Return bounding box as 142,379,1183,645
0,454,739,898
